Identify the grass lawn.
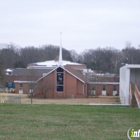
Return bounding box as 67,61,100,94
0,104,140,140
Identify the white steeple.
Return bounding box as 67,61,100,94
58,32,63,66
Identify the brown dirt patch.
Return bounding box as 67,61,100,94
0,93,120,105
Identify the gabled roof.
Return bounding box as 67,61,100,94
37,67,58,82
64,65,88,83
37,65,88,83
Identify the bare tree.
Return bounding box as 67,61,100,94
27,69,37,104
20,46,42,67
122,44,140,64
2,42,140,75
81,47,121,73
0,58,4,89
35,78,54,98
70,50,77,62
0,43,20,69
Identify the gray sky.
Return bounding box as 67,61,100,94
0,0,140,53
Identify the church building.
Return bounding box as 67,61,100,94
5,45,88,98
4,44,120,98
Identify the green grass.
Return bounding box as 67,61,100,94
0,104,140,140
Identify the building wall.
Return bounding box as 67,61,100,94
120,66,140,105
44,71,55,98
76,81,87,98
15,83,29,94
77,80,83,95
88,84,119,96
106,85,113,95
65,71,77,98
119,66,130,105
95,85,102,95
34,71,55,98
33,69,87,98
15,83,19,93
130,69,140,87
23,83,29,94
116,85,119,95
14,72,119,98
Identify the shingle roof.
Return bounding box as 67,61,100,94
37,65,88,83
11,68,53,76
64,65,88,83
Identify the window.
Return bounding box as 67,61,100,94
20,83,23,90
29,83,32,94
113,85,116,91
102,85,106,91
20,83,22,87
56,67,64,92
92,86,95,90
57,67,64,72
57,86,63,92
57,73,63,85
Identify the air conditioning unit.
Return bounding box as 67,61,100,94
71,95,75,98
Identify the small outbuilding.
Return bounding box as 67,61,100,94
120,64,140,107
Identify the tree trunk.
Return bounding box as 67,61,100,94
31,93,33,104
44,93,46,98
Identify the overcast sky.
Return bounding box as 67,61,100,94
0,0,140,53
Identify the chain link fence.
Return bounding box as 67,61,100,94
0,95,21,104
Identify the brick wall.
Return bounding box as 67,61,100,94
95,84,102,95
15,83,19,93
88,84,119,96
65,71,77,98
34,71,55,98
34,69,87,98
106,85,113,96
15,83,29,94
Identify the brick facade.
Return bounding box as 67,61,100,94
33,69,87,98
87,84,119,96
6,66,119,98
106,85,114,96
